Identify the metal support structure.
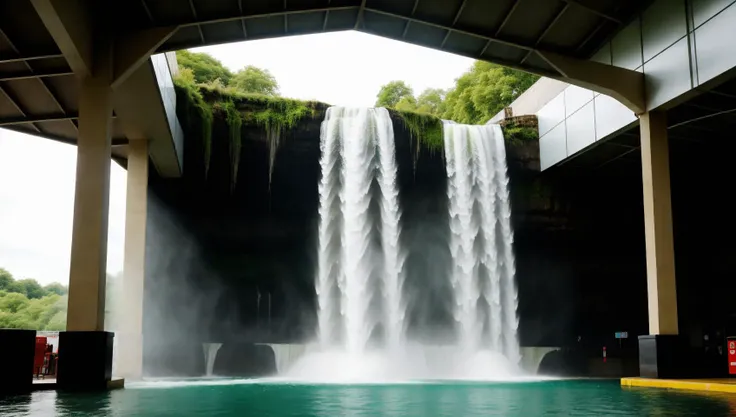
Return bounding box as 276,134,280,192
440,0,468,48
354,0,366,30
188,0,206,45
402,0,420,38
519,4,569,64
561,0,621,24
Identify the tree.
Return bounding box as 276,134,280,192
230,66,280,96
375,81,414,108
176,50,233,85
394,96,418,112
0,268,12,291
44,283,68,296
416,88,446,115
442,61,539,124
15,279,45,299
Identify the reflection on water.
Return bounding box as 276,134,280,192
2,380,736,416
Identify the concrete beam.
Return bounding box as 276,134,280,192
30,0,93,77
537,50,646,114
112,27,178,89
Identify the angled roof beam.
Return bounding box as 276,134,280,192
0,113,79,127
537,50,645,113
0,53,64,65
366,7,535,52
560,0,621,24
30,0,93,77
174,6,357,29
112,26,177,89
0,70,73,82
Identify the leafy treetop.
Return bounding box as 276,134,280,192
176,50,233,85
375,81,414,108
230,66,279,96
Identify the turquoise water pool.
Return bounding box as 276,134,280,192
2,379,735,416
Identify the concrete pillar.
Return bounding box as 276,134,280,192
65,74,113,332
118,139,149,379
58,48,117,390
638,111,684,379
640,111,678,336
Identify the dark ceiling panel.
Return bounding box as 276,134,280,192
245,16,288,39
443,32,487,58
459,0,516,35
404,21,446,50
499,0,561,43
541,6,603,50
286,11,326,35
3,79,61,115
201,21,247,45
324,9,360,31
367,0,416,17
414,0,464,26
481,42,528,64
363,12,406,40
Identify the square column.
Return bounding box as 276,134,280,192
118,139,149,380
58,73,114,390
638,111,683,378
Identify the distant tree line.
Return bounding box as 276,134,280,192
0,268,68,330
375,61,539,124
176,50,280,96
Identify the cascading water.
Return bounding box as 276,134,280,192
290,109,520,381
444,122,520,365
315,107,405,354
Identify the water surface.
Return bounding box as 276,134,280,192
2,379,735,416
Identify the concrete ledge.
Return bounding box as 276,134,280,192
622,377,736,393
107,378,125,390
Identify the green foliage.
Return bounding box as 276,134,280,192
43,283,68,296
0,268,12,290
15,279,45,299
174,68,214,175
0,267,69,330
174,60,319,188
501,124,539,146
391,109,444,152
176,50,233,85
441,61,539,124
376,81,414,108
231,66,279,96
416,88,446,115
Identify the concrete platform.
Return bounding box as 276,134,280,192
30,377,125,392
622,377,736,394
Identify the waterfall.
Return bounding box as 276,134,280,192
202,343,222,377
315,107,405,353
298,110,520,381
443,122,520,364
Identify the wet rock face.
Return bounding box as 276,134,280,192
143,114,649,377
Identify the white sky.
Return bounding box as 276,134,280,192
0,31,474,285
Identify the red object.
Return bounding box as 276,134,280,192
603,346,607,363
34,337,47,376
728,337,736,375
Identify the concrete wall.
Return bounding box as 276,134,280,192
515,0,736,170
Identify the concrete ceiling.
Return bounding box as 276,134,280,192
0,0,652,153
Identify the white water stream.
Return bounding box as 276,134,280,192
298,110,520,380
